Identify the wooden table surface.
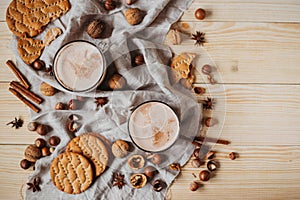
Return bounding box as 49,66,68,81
1,0,300,199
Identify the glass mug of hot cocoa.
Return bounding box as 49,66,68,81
128,101,180,152
53,41,106,92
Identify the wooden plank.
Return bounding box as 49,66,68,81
1,22,300,83
0,145,299,199
1,0,300,22
1,83,300,145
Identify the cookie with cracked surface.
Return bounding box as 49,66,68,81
66,134,109,177
50,152,94,194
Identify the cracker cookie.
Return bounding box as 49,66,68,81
170,52,196,79
66,134,109,177
6,0,71,37
50,152,93,194
18,35,45,65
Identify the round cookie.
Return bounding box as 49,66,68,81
66,134,109,177
50,152,93,194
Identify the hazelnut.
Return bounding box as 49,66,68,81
68,121,80,134
151,154,163,165
199,170,210,181
32,60,45,70
27,122,38,131
128,155,145,170
205,117,213,127
229,152,238,160
49,136,60,146
126,0,136,5
55,102,66,110
194,8,206,20
169,163,181,171
112,140,129,158
20,159,32,170
125,8,145,25
206,151,215,160
104,0,116,11
24,144,42,162
192,158,204,168
108,74,126,90
36,124,50,136
40,82,56,96
68,99,80,110
134,54,145,66
144,166,158,180
190,181,199,191
68,114,80,121
193,148,200,158
194,87,206,95
207,160,218,172
130,174,147,189
201,64,212,75
41,147,51,157
152,179,166,192
49,147,55,153
34,138,46,148
86,19,105,39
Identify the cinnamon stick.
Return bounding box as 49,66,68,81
6,60,30,89
10,81,43,104
194,136,230,145
9,88,40,113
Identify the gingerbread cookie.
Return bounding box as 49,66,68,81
66,134,109,177
50,152,94,194
6,0,71,37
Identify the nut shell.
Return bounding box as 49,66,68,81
112,140,129,158
40,82,56,96
125,8,145,25
130,174,147,189
108,74,126,90
86,19,105,39
24,144,42,162
152,179,166,192
128,154,145,170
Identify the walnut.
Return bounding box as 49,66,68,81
112,140,129,158
124,8,145,25
130,174,147,189
40,82,57,96
86,19,105,39
108,74,126,90
24,144,42,162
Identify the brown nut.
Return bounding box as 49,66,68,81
49,136,60,146
125,8,145,25
193,148,200,158
27,122,38,131
192,158,204,168
36,124,50,136
68,114,80,121
128,155,145,170
201,64,212,75
229,152,238,160
152,179,166,192
194,87,206,95
126,0,136,5
20,159,32,170
199,170,210,181
195,8,206,20
104,0,116,11
55,102,66,110
190,181,199,191
134,54,145,66
108,74,126,90
68,121,80,134
32,60,45,70
204,117,213,127
68,99,80,110
169,163,181,171
41,147,51,157
40,82,56,96
151,154,163,165
130,174,147,189
24,144,42,162
86,19,105,39
112,140,129,158
206,151,215,160
34,138,46,148
49,147,55,153
144,166,158,180
207,160,218,172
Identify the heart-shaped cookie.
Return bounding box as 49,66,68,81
6,0,71,37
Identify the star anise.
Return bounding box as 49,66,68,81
203,98,215,110
191,31,205,46
112,172,125,189
27,177,41,192
95,97,109,108
6,117,23,129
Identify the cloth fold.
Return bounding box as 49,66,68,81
9,0,202,199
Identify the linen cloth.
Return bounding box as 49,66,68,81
9,0,202,199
